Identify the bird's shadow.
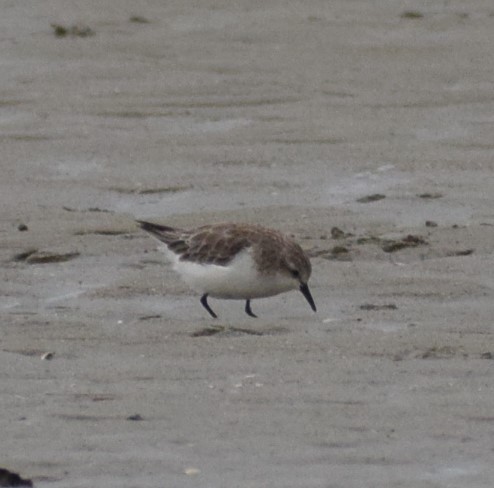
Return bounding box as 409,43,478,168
190,325,263,337
190,324,290,338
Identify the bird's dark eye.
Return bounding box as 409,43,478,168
290,269,300,279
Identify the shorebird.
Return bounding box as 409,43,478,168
137,220,316,318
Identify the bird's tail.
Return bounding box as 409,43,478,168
136,220,182,244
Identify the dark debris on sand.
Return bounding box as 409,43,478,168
0,468,33,487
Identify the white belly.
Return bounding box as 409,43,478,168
165,248,296,300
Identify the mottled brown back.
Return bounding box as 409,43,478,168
137,221,311,280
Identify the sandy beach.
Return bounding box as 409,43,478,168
1,1,494,486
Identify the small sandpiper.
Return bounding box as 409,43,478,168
137,221,316,318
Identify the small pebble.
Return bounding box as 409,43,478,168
129,15,151,23
127,414,144,421
17,223,28,231
425,220,438,227
331,245,349,255
330,227,345,239
41,352,54,360
418,192,443,199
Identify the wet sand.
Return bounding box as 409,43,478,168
1,1,494,486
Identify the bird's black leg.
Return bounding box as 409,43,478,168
200,294,217,319
245,299,257,318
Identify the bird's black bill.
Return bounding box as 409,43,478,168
299,283,317,312
200,294,218,319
